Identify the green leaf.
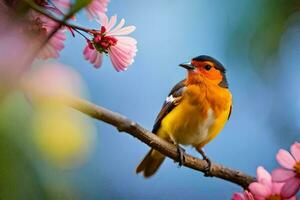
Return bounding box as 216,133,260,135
65,0,93,19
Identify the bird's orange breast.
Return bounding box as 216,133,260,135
157,82,232,148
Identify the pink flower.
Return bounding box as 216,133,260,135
85,0,109,19
83,14,137,71
249,166,297,200
232,191,254,200
27,1,70,59
272,142,300,198
28,13,66,59
83,40,103,69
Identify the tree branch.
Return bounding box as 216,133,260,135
64,96,255,189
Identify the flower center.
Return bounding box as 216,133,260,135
266,195,282,200
294,162,300,175
90,26,118,53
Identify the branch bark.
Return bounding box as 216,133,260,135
64,96,255,189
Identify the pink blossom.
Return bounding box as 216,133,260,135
85,0,109,19
249,166,297,200
83,41,103,69
83,14,137,71
272,142,300,198
232,191,254,200
28,13,66,59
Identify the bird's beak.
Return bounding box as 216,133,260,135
179,63,196,70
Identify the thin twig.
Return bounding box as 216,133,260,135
64,95,256,189
25,0,99,35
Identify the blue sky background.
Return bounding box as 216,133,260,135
52,0,300,199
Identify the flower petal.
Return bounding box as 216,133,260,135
85,0,109,20
83,45,103,68
249,182,272,198
83,45,91,59
35,16,66,59
291,142,300,161
89,50,97,63
108,18,125,34
108,48,127,71
257,166,272,188
108,25,136,36
287,196,298,200
93,53,103,68
272,182,284,195
231,192,245,200
281,177,300,198
106,15,117,32
117,36,137,46
98,13,109,27
244,191,255,200
231,191,255,200
116,37,138,57
271,168,296,182
112,45,133,63
276,149,296,169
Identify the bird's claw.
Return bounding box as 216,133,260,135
176,145,186,167
203,156,212,177
198,148,213,177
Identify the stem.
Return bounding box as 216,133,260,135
25,0,99,35
72,28,90,40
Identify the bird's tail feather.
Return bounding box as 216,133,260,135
136,149,165,178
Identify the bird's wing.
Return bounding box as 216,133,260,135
228,105,232,120
152,79,186,133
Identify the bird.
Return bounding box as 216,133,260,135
136,55,232,178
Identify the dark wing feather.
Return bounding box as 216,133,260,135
228,105,232,120
152,79,186,133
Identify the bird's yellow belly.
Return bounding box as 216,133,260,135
158,100,230,147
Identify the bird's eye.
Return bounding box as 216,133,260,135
204,65,212,71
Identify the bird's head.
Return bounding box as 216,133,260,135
179,55,228,88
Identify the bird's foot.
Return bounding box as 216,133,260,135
198,149,213,177
203,156,212,177
176,144,186,167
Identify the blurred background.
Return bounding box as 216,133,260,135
1,0,300,199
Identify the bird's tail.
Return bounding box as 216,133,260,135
136,149,165,178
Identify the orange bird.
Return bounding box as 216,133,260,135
136,55,232,177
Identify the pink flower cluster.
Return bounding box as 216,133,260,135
25,0,137,71
272,143,300,198
28,13,66,59
85,0,110,19
28,1,67,59
83,14,137,71
232,142,300,200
